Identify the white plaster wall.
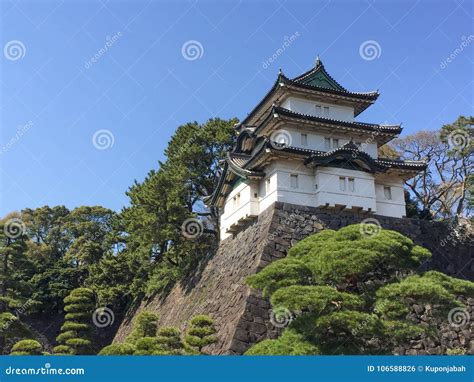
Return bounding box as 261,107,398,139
277,127,378,158
219,163,407,240
258,164,280,214
314,167,376,212
273,160,317,206
220,181,259,239
281,97,354,121
375,176,406,218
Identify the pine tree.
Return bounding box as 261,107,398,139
125,311,159,344
184,315,217,353
245,224,474,355
154,327,184,355
98,343,136,355
0,214,34,353
10,339,43,355
53,288,95,355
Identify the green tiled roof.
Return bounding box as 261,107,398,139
293,58,347,91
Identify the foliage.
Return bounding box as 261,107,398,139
245,329,320,355
0,213,35,353
391,116,473,218
154,327,184,355
246,224,473,355
98,342,136,355
184,315,217,353
10,339,43,355
53,288,95,355
120,118,236,296
125,312,159,344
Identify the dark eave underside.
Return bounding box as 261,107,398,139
255,106,402,137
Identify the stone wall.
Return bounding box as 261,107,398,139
113,202,473,355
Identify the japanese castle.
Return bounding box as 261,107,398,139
208,59,426,240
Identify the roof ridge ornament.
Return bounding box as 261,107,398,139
315,55,322,67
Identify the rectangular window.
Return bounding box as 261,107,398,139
301,133,308,146
348,178,355,192
265,178,271,194
333,139,339,148
339,177,346,191
323,106,330,117
290,174,299,189
315,105,322,116
384,186,392,200
324,137,331,150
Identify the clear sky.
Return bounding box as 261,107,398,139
0,0,472,216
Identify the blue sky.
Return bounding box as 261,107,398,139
1,0,472,215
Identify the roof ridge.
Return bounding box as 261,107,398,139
291,59,348,92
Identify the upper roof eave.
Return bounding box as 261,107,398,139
240,70,379,130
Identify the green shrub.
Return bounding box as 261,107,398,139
10,340,43,355
245,330,320,355
99,343,136,355
53,288,95,355
155,327,184,354
245,224,473,355
126,312,159,344
184,315,217,353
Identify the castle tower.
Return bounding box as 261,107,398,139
208,59,427,240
